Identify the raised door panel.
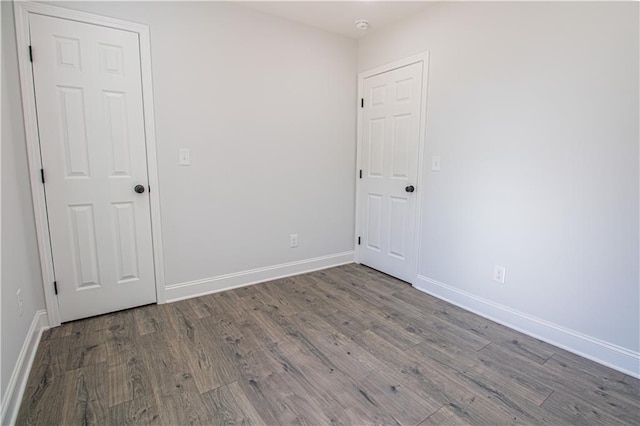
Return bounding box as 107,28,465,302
366,194,383,251
391,114,411,179
388,197,408,260
68,204,100,289
103,91,132,177
112,202,140,283
367,118,385,178
58,86,91,178
54,36,82,70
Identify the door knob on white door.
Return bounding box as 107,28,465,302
134,185,146,194
405,185,415,193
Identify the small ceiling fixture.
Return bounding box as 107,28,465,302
355,20,369,30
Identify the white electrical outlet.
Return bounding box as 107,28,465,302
493,265,506,284
179,148,191,165
16,289,24,316
290,234,298,248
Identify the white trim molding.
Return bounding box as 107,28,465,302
13,2,166,324
166,252,354,302
414,275,640,378
0,310,49,425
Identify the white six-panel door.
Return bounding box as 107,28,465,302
358,61,423,283
30,13,156,322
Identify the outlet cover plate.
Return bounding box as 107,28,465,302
493,265,506,284
179,148,191,166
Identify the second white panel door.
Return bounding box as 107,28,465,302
358,61,423,283
30,13,156,322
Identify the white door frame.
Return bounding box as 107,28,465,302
354,52,430,284
14,2,166,327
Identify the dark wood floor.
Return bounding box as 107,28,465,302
17,264,640,425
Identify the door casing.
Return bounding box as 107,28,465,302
355,52,430,284
14,1,166,327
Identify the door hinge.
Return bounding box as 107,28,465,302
359,169,362,179
29,45,33,62
361,98,364,108
40,169,45,184
53,281,58,295
358,237,361,245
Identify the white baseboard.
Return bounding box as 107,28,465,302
1,310,49,425
414,275,640,378
165,251,355,303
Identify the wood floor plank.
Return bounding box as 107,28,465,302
104,310,136,367
325,264,410,298
168,300,240,394
200,382,267,425
264,274,331,315
156,391,215,425
138,330,200,396
304,274,424,349
357,369,441,425
235,309,285,348
42,321,74,340
544,351,640,403
177,330,238,394
315,307,369,338
270,338,404,425
392,287,557,364
478,343,640,424
62,363,109,426
208,289,248,323
133,303,170,335
185,294,221,320
64,317,107,371
541,390,631,426
259,339,368,425
102,310,153,408
407,343,557,423
623,375,640,396
410,339,553,405
226,381,270,424
318,268,492,353
205,316,284,381
258,277,306,316
420,405,473,426
351,330,531,424
238,371,336,425
289,310,385,381
15,338,70,425
107,353,153,407
108,395,161,425
235,282,262,298
18,264,638,425
338,284,492,354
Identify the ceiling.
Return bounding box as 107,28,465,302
241,1,433,39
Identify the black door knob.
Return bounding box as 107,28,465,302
405,185,415,193
134,185,146,194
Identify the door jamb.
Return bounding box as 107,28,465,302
354,52,430,285
14,2,167,327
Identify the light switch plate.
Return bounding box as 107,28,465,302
432,155,441,171
179,149,190,166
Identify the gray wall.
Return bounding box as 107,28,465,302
359,1,639,353
52,1,358,288
1,0,46,401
